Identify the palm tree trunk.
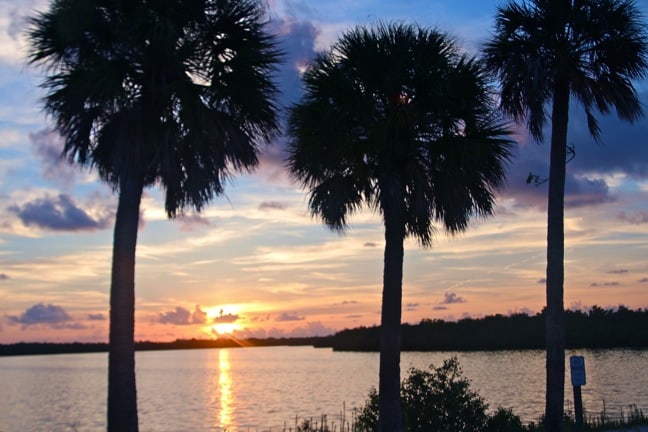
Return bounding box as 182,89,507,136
108,174,144,432
378,200,405,432
545,76,569,432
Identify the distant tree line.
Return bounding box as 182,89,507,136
0,336,324,357
314,306,648,351
3,306,646,356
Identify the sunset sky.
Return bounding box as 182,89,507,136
1,0,647,343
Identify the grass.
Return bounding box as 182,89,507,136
272,404,648,432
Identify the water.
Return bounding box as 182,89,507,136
1,347,647,431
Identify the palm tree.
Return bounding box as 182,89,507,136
27,1,280,430
483,1,648,430
287,23,513,432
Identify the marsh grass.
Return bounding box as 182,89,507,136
277,405,647,432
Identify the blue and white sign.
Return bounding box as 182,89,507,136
570,355,586,386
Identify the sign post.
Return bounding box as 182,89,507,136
570,356,586,432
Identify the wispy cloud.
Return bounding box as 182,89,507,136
618,211,648,225
275,311,305,322
590,281,621,287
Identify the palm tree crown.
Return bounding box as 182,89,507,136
288,23,513,432
289,23,513,240
484,0,647,142
29,0,281,215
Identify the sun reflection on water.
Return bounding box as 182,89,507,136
218,349,233,428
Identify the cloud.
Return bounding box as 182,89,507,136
440,292,466,305
618,211,648,225
257,17,320,174
88,313,106,321
286,321,335,337
0,273,9,280
433,306,448,311
7,303,86,329
606,269,629,274
258,201,287,211
275,311,305,321
363,242,378,248
590,281,621,287
29,129,80,188
8,194,113,232
639,278,648,283
158,305,209,325
537,278,547,284
405,302,419,311
172,213,211,232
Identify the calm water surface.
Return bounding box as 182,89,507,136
1,347,647,431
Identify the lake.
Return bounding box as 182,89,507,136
1,347,647,431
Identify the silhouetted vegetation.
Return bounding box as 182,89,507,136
285,359,648,431
0,337,327,356
2,306,646,356
315,306,648,351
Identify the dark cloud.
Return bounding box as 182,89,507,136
639,278,648,283
340,300,359,305
159,307,190,325
258,201,287,211
405,302,420,311
88,313,106,321
8,194,112,232
607,269,629,274
363,242,378,248
158,305,209,325
503,155,616,210
7,303,85,329
258,17,320,172
440,292,466,305
567,97,648,179
433,305,448,311
537,278,547,284
618,211,648,225
0,273,9,280
499,88,648,210
590,281,621,287
29,129,79,188
275,311,305,321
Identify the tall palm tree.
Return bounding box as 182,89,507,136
483,1,648,430
28,1,280,430
287,23,513,432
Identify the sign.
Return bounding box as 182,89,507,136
570,355,586,386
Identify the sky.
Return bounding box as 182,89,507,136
1,0,647,343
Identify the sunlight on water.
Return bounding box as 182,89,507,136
1,347,647,431
218,348,233,428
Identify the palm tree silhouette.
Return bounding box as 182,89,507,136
483,1,648,429
28,1,280,430
287,23,513,432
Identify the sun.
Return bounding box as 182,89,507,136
212,322,239,335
